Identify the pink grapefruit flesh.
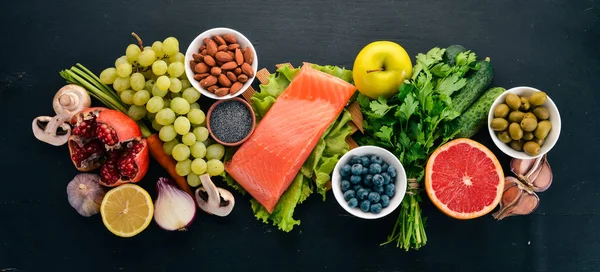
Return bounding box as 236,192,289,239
425,138,504,219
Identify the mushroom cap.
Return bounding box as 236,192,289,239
53,84,91,116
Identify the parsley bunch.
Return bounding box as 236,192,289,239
356,47,479,250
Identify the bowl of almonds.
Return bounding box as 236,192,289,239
185,27,258,99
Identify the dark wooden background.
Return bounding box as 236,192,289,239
1,0,598,271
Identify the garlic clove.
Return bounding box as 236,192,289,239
493,177,539,220
510,157,536,177
532,157,553,192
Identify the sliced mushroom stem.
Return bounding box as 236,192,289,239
195,174,235,217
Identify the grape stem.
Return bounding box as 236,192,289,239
131,32,144,51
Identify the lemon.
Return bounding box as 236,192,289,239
100,184,154,238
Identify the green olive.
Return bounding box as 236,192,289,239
532,137,545,146
534,120,552,140
510,140,524,151
491,118,509,131
520,97,531,111
505,94,522,110
523,112,537,121
533,106,550,120
523,141,541,156
509,122,523,140
508,111,525,123
497,131,512,143
529,92,547,106
494,104,510,118
520,118,538,132
523,131,535,141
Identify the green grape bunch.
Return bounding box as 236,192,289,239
99,32,225,184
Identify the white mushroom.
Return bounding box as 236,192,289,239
33,85,91,146
195,174,235,217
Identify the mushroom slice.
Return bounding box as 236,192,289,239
32,116,72,146
196,174,235,217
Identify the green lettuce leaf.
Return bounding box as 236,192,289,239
250,174,305,232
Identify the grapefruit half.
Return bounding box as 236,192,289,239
425,138,504,219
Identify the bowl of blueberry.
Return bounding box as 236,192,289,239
332,145,407,219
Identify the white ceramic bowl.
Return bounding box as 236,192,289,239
184,27,258,100
332,146,407,219
488,86,561,159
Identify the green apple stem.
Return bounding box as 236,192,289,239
366,68,384,73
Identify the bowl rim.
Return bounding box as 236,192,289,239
206,97,256,147
487,86,561,159
184,27,258,100
331,145,407,219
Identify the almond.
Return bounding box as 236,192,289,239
230,81,243,94
211,66,222,76
189,60,198,70
221,61,238,70
237,74,248,83
215,51,233,63
203,55,216,67
218,74,232,87
218,44,228,52
199,45,206,51
192,53,203,62
207,85,218,93
206,39,218,56
222,34,237,44
227,44,240,50
215,88,230,97
194,73,210,81
194,62,210,74
201,48,208,55
241,63,254,77
234,67,242,75
226,71,237,82
243,48,254,64
235,48,244,65
200,75,217,88
213,35,226,46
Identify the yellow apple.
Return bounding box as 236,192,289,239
353,41,413,99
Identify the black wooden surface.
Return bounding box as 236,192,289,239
1,0,598,271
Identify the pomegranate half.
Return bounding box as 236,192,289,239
68,107,149,187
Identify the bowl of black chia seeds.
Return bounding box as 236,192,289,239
207,97,256,146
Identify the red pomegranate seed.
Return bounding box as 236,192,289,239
96,123,119,146
72,119,97,138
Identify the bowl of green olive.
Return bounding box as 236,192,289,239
488,86,561,159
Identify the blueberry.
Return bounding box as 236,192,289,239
341,180,351,192
370,155,383,165
351,164,363,175
387,166,397,178
360,200,371,212
372,174,384,186
340,164,351,177
370,203,383,213
385,183,396,197
350,155,361,164
373,185,385,194
369,163,382,175
368,192,381,203
348,198,358,208
350,175,362,184
382,172,391,185
343,190,355,201
357,188,369,200
360,156,371,167
381,163,389,172
361,166,369,175
380,195,390,208
363,174,373,187
352,184,363,192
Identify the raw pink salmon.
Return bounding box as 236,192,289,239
225,64,356,212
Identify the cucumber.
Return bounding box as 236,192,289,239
451,59,493,114
454,87,506,138
445,45,467,66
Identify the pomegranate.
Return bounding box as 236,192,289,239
68,107,149,187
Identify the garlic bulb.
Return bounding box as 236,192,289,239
67,173,107,217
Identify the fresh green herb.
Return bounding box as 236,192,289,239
356,47,480,250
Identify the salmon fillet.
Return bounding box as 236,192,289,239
224,64,356,212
